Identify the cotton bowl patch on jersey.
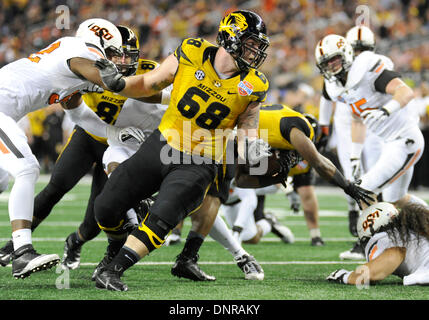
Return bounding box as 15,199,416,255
238,80,254,96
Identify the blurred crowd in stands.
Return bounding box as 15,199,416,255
1,0,429,187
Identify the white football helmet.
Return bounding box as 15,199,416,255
346,25,376,53
315,34,354,82
357,202,399,242
75,18,123,58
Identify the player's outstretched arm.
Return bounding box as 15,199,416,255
289,127,376,208
95,54,178,98
327,247,405,285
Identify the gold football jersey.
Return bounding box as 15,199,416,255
158,38,269,162
259,103,313,175
82,58,159,143
259,103,314,150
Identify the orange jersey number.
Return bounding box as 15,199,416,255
28,41,61,63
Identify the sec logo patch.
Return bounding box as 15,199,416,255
195,70,205,80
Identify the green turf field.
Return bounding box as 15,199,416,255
0,176,428,302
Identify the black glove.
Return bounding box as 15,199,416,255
94,59,126,92
315,125,330,153
343,180,376,210
277,149,302,174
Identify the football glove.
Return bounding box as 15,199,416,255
245,138,272,166
350,157,361,182
361,109,388,132
316,125,330,152
80,83,104,94
277,149,303,174
343,180,376,210
326,269,352,284
106,126,146,146
94,59,126,92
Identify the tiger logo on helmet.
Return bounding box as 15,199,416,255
217,10,269,71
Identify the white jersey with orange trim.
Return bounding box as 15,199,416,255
324,51,419,141
365,231,429,282
0,36,102,121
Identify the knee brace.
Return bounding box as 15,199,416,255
131,213,173,252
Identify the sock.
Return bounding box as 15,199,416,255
309,228,321,239
253,195,265,222
106,236,127,257
12,228,32,251
107,245,140,275
256,219,271,236
181,231,204,259
209,215,246,259
67,231,85,249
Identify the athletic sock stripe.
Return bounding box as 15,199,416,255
377,149,421,189
0,128,24,158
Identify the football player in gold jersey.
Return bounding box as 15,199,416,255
0,26,160,269
235,103,375,212
93,10,272,291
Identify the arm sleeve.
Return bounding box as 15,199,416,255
318,96,334,126
63,99,110,138
279,117,311,142
374,70,401,93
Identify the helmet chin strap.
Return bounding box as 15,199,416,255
335,68,348,86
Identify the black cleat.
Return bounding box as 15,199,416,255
92,253,115,281
235,254,264,280
348,210,359,237
95,269,128,291
339,240,365,260
0,239,13,267
61,233,82,270
311,237,325,246
12,244,60,279
171,254,216,281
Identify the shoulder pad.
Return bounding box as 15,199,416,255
345,51,376,89
245,69,269,102
174,38,214,66
324,79,344,101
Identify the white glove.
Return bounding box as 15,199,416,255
106,126,146,146
361,109,388,132
350,157,361,182
80,83,104,94
326,269,352,284
245,138,272,166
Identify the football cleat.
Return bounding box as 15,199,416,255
348,210,359,237
0,239,13,267
171,254,216,281
95,269,128,291
92,253,115,281
61,233,82,270
12,244,60,279
235,254,264,280
264,212,295,243
311,237,325,247
339,240,365,260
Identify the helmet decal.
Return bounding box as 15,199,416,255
219,12,249,38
